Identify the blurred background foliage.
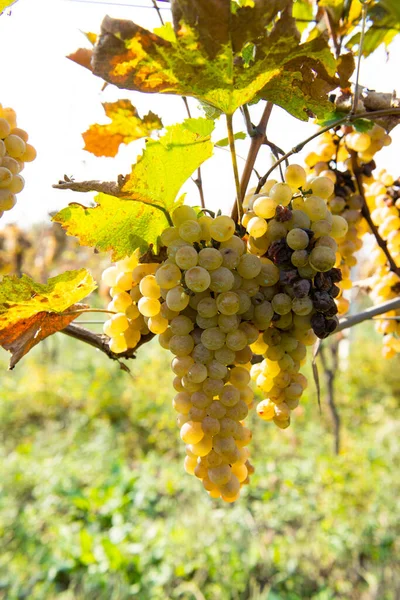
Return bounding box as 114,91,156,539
0,309,399,599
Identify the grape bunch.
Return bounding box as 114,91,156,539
0,104,36,219
364,174,400,358
243,164,343,428
101,207,261,501
304,123,392,315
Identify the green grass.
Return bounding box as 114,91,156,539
0,326,399,600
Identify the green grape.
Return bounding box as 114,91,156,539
197,297,218,318
292,296,313,315
139,275,160,299
226,329,248,351
180,421,204,444
253,195,278,219
185,266,211,293
209,215,236,241
148,314,169,334
187,362,208,383
0,166,12,188
169,334,195,356
109,313,130,334
310,175,335,199
218,313,239,333
170,315,194,335
309,246,336,272
220,235,245,256
209,267,234,293
0,190,16,211
173,392,192,414
175,245,198,270
109,334,128,354
102,265,119,287
219,247,240,269
155,263,181,289
303,195,328,221
286,228,309,250
8,174,25,194
4,134,25,158
179,219,202,242
207,360,228,379
172,355,195,376
0,117,11,138
272,293,292,315
201,327,226,350
172,205,198,226
138,296,160,317
237,254,262,279
198,247,223,271
112,291,133,312
166,285,190,311
269,182,292,206
216,291,240,315
247,216,268,238
330,215,349,239
284,164,307,189
289,209,311,230
311,219,332,237
291,249,309,267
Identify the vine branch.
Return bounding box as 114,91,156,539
60,298,400,363
61,323,155,364
350,150,400,276
255,107,400,193
232,102,274,222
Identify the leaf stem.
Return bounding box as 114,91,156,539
255,107,400,193
226,113,243,223
182,96,206,208
350,0,368,116
62,308,116,316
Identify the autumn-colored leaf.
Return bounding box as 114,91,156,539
0,0,17,14
87,3,343,120
53,118,214,259
68,47,93,72
82,100,163,157
0,270,96,368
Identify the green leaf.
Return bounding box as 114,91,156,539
121,118,214,205
352,118,374,133
54,119,214,259
216,131,247,146
53,193,173,261
315,110,348,127
86,3,343,119
82,100,163,157
0,270,96,368
293,0,314,34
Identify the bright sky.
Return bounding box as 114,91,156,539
0,0,399,229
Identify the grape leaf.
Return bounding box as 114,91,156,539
0,269,96,368
82,100,163,157
216,132,247,146
78,2,344,120
53,194,172,261
53,118,214,259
